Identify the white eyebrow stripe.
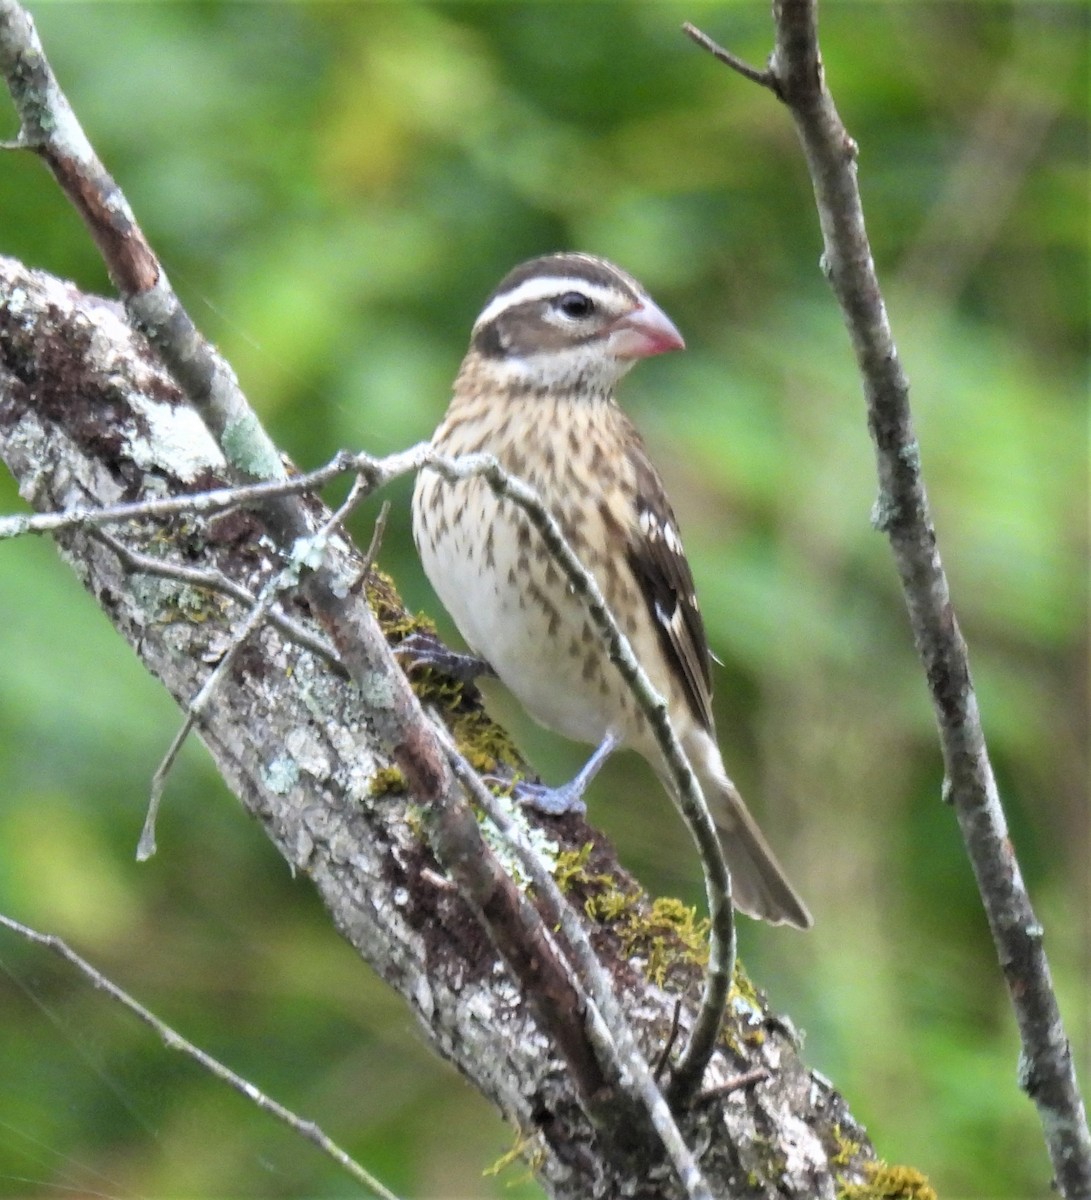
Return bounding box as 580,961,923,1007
472,276,635,331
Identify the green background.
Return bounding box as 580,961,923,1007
0,3,1086,1198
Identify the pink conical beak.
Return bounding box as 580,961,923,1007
607,299,686,360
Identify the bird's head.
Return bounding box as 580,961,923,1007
466,253,684,394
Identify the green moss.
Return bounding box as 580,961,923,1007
729,958,762,1010
447,697,522,775
404,806,425,840
747,1135,788,1184
595,888,710,988
369,765,407,796
551,842,712,985
612,896,710,986
840,1161,937,1200
722,958,768,1051
640,897,710,965
365,567,437,642
174,587,227,623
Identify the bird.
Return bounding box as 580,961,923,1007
411,252,812,929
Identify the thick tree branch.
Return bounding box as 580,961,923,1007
0,0,644,1161
688,5,1091,1196
0,0,731,1108
0,253,877,1198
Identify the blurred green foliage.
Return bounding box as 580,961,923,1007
0,3,1087,1198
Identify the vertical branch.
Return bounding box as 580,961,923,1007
686,4,1090,1195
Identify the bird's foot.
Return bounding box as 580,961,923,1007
508,732,620,818
396,631,495,683
511,778,589,817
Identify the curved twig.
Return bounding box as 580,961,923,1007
416,450,735,1102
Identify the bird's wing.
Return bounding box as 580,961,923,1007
624,440,715,732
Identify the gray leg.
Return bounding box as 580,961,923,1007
513,732,620,816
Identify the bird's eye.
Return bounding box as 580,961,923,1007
556,292,594,319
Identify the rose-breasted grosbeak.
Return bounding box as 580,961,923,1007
412,253,811,929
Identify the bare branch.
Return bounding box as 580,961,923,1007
682,22,779,95
356,499,391,586
687,1,1091,1194
0,913,402,1200
0,450,368,541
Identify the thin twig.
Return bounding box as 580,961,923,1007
0,912,402,1200
0,449,366,542
138,566,282,859
138,481,368,860
353,499,390,589
682,22,779,96
654,999,684,1082
93,529,344,673
697,1068,769,1104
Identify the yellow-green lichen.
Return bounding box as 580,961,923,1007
553,842,616,895
366,567,437,643
635,897,711,967
747,1135,788,1184
370,765,407,797
482,1129,544,1183
404,805,425,840
729,957,762,1011
595,889,710,988
722,958,768,1052
133,573,228,626
447,696,522,775
840,1161,937,1200
551,842,717,987
830,1122,864,1168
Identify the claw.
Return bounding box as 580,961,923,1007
396,631,494,683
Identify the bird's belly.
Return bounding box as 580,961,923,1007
415,481,625,746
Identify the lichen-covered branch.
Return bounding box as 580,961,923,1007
0,0,733,1133
687,4,1090,1196
0,253,879,1197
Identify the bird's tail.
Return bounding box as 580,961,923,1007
685,731,813,930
